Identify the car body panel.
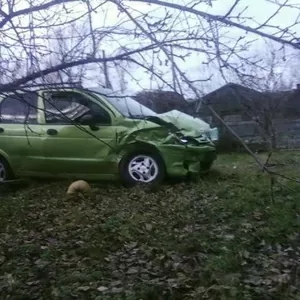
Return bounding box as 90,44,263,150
35,89,121,176
39,125,118,175
0,87,219,181
0,91,44,173
0,124,43,172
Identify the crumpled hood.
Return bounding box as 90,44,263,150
157,110,217,139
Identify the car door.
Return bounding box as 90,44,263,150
39,89,119,177
0,91,44,175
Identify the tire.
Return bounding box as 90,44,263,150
0,157,15,182
119,151,166,187
200,159,214,174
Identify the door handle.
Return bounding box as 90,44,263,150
47,129,58,135
0,128,4,133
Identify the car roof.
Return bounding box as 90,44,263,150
0,85,119,97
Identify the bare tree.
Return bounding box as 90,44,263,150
0,0,298,92
42,24,89,85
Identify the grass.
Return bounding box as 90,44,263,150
0,151,300,299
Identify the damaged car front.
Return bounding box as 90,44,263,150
89,88,219,180
129,111,219,178
154,109,219,177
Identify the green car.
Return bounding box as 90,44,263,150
0,86,219,185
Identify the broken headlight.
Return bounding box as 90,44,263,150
179,137,189,144
173,132,189,144
175,133,197,145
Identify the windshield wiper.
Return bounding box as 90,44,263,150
128,114,154,119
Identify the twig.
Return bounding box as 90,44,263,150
131,0,300,50
270,176,275,204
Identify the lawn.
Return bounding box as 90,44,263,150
0,151,300,300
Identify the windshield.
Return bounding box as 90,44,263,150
91,91,157,118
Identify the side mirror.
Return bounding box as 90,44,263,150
80,114,99,131
89,124,99,131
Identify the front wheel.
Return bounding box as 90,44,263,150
200,159,215,174
0,158,15,182
119,152,165,187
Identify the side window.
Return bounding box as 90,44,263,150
0,92,38,124
43,92,111,125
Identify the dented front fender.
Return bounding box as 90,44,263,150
115,121,217,178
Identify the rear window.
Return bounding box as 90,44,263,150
0,92,38,123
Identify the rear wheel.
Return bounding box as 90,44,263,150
0,158,15,182
119,151,165,187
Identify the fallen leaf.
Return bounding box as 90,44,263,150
110,280,122,287
145,223,153,231
224,234,235,240
77,286,90,291
97,286,108,292
111,287,123,294
127,267,138,274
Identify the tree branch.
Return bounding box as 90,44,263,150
0,43,160,92
0,0,77,29
130,0,300,50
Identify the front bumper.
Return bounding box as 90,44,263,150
183,149,217,174
158,143,217,178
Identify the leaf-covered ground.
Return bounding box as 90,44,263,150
1,152,300,299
